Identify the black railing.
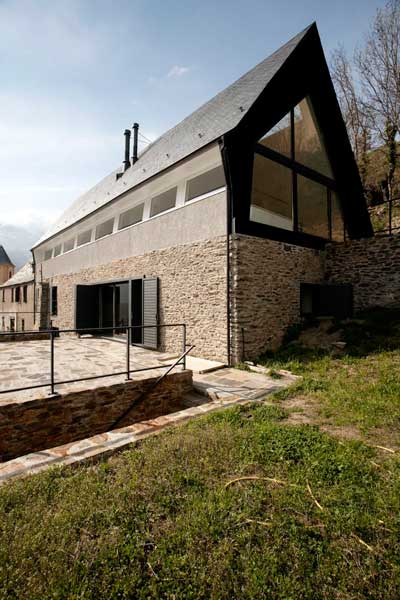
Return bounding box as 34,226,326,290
368,196,400,236
0,323,190,397
112,344,195,430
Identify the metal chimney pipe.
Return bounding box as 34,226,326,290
132,122,139,165
123,129,131,171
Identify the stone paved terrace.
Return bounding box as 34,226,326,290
0,336,182,404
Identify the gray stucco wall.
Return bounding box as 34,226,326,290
39,192,226,279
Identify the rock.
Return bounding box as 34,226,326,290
332,341,347,349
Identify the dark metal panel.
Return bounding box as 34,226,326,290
75,285,100,331
225,23,373,242
300,283,353,318
142,277,159,349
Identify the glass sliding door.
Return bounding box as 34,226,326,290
99,282,130,336
115,282,129,335
100,285,114,331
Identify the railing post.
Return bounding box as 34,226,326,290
49,330,55,395
182,324,187,370
126,327,131,380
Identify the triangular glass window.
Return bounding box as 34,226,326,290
258,96,333,179
294,97,333,178
259,112,291,157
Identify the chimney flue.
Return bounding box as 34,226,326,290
123,129,131,171
132,122,139,165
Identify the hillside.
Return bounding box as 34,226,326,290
0,308,399,599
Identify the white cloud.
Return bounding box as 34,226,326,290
167,65,190,78
0,221,48,268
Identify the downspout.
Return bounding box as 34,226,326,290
219,136,233,366
31,249,36,327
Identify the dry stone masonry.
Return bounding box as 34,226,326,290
326,234,400,311
229,234,324,362
0,370,192,462
46,237,228,363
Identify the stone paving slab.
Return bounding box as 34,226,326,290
0,337,179,404
193,367,298,400
0,395,248,484
0,366,297,485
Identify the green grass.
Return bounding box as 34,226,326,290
260,308,400,437
1,307,400,598
0,404,399,599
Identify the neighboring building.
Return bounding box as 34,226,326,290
0,261,36,332
0,246,15,285
31,24,373,363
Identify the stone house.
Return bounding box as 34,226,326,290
31,23,373,363
0,261,37,332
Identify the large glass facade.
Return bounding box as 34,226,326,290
294,98,333,178
297,176,329,238
258,112,291,157
250,95,344,242
250,155,292,230
331,192,345,242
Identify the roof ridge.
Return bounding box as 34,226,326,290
33,23,317,249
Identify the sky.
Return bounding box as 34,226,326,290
0,0,385,266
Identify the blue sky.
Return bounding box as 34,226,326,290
0,0,384,263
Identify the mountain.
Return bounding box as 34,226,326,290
0,222,46,269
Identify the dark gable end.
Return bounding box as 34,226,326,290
224,22,373,241
0,245,14,266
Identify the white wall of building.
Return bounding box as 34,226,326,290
34,144,227,278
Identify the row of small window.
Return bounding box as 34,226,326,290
1,317,25,332
1,285,28,303
44,166,225,261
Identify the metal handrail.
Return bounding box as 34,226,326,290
112,344,195,430
0,323,188,397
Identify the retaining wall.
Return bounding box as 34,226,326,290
0,369,192,462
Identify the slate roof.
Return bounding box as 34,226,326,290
34,24,313,248
0,261,33,287
0,245,14,266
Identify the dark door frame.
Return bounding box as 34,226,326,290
74,275,159,348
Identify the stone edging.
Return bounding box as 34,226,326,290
0,395,257,486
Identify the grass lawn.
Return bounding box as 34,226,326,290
0,309,399,599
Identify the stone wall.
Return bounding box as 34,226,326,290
326,234,400,310
0,369,192,462
46,237,228,363
229,234,324,362
0,333,49,343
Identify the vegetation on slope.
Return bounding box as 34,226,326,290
0,308,399,599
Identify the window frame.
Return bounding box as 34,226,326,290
251,104,345,243
76,229,93,247
184,165,226,204
149,186,177,218
95,218,115,241
118,203,144,231
51,286,58,316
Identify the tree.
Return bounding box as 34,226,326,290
331,46,372,189
355,0,400,207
